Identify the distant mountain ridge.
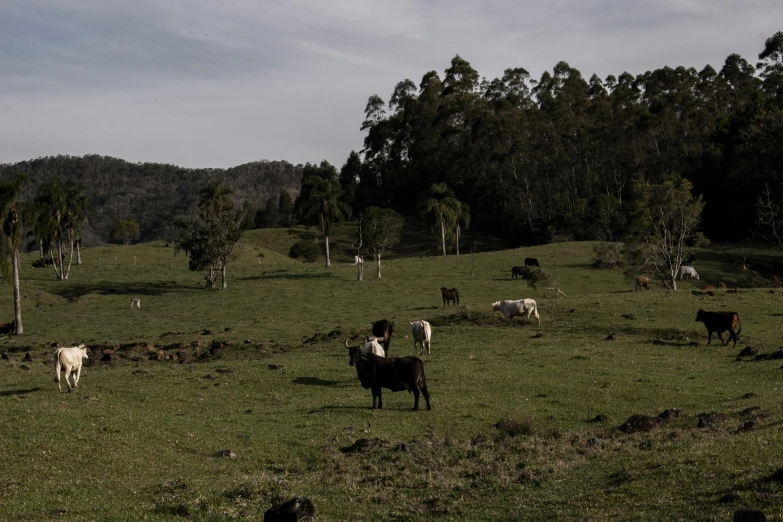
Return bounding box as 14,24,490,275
0,155,303,244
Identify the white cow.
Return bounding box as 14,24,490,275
353,255,364,265
346,337,384,357
492,299,541,325
54,344,89,392
678,265,699,280
130,298,141,308
410,320,432,355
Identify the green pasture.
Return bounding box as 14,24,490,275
1,231,782,521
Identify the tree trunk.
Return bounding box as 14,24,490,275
57,236,65,280
376,251,382,279
357,254,363,281
63,228,74,280
221,265,227,289
456,223,461,255
39,239,44,259
325,235,331,267
440,215,447,256
76,238,82,265
12,250,22,334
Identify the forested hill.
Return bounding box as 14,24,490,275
0,155,303,244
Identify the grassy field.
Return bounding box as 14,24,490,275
1,230,783,521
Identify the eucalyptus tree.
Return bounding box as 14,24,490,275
32,178,87,280
0,176,27,334
362,207,403,278
294,162,351,267
418,183,462,256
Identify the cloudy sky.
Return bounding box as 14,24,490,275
1,0,780,169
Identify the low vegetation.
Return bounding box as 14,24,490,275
1,236,783,520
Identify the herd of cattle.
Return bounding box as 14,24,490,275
49,255,744,413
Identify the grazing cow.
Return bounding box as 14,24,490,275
345,338,385,357
353,255,364,265
347,349,431,410
511,266,528,280
695,309,742,347
635,276,651,291
441,287,459,308
371,319,394,355
54,344,88,392
492,299,541,325
718,282,727,289
524,257,540,267
410,320,432,355
678,265,700,280
130,298,141,308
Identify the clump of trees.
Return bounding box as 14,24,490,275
176,182,245,289
113,220,140,245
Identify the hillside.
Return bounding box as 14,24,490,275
0,155,303,244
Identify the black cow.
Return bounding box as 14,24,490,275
441,287,459,307
695,309,742,347
524,257,540,267
371,319,394,355
347,347,431,410
511,266,528,280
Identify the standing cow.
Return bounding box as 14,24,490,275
410,320,432,355
635,276,651,291
441,287,460,307
371,319,394,355
511,266,528,280
695,309,742,347
54,344,89,392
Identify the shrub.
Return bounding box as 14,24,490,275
288,241,321,263
592,242,623,269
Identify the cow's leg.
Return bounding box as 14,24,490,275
375,387,383,409
73,365,82,388
426,339,430,355
729,329,737,347
717,331,726,345
64,366,73,391
412,388,420,410
420,383,431,410
706,331,712,345
55,362,62,392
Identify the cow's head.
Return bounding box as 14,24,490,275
441,287,448,293
78,343,88,359
695,309,705,322
346,343,362,366
491,301,501,312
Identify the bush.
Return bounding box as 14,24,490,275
288,241,321,263
592,242,623,269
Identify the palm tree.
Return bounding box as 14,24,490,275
0,176,27,334
296,175,351,267
418,183,463,256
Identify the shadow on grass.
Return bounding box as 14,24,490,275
291,377,344,387
50,281,180,299
0,387,42,397
237,272,338,281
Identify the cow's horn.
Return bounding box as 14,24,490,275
345,339,350,349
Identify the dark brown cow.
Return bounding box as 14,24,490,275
635,276,650,291
695,309,742,347
347,347,431,410
511,266,528,280
371,319,394,355
524,257,540,267
441,287,459,307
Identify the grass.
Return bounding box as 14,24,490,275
1,234,783,520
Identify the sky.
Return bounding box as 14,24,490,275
1,0,781,169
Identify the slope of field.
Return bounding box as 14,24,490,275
0,238,782,520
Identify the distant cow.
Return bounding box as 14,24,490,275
347,349,431,410
492,299,541,325
371,319,394,355
353,255,363,265
441,287,459,308
410,320,432,355
524,257,540,267
635,276,651,291
678,265,699,280
54,344,89,392
130,298,141,308
511,266,528,280
718,282,727,288
695,309,742,347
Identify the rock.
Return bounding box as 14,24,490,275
657,408,680,420
738,345,758,357
619,415,660,434
733,508,766,522
697,412,727,428
215,449,236,459
263,497,315,522
589,414,609,423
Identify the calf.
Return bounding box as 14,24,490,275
511,266,528,280
347,349,431,410
345,338,385,357
524,257,540,267
353,255,363,265
441,287,459,308
695,309,742,347
410,320,432,355
54,344,89,392
371,319,394,355
492,299,541,325
130,298,141,308
635,276,650,291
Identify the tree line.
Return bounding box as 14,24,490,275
335,31,783,246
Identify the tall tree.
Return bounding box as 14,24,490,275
0,176,26,334
362,207,403,279
418,183,462,256
294,162,351,267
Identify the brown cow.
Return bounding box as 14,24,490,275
441,287,459,307
635,276,650,291
695,309,742,347
511,266,528,280
718,282,727,288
